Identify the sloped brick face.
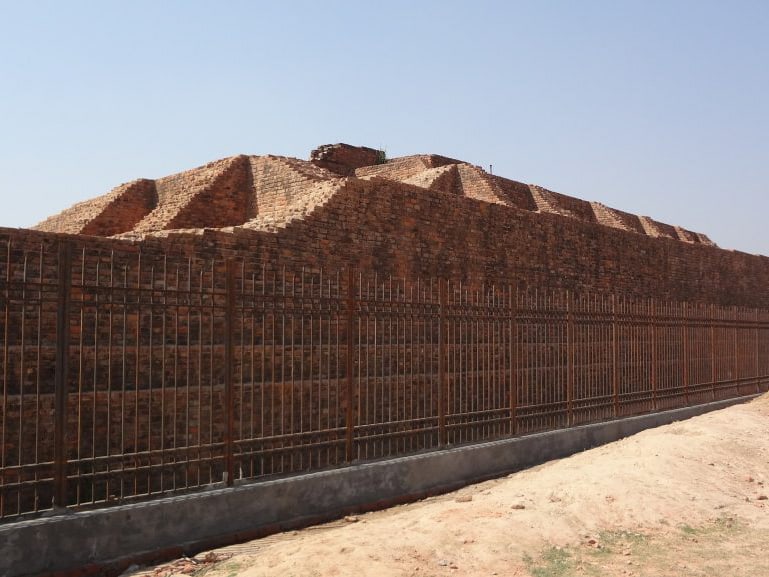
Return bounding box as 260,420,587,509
35,179,158,236
26,143,766,307
80,179,158,236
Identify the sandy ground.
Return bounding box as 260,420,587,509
133,394,769,577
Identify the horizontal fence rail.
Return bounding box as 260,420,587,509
1,238,769,520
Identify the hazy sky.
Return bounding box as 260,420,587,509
1,1,767,255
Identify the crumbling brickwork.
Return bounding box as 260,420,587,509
309,143,384,176
27,142,757,308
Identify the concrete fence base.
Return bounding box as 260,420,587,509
1,395,757,577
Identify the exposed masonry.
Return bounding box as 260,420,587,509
28,142,769,308
35,143,715,247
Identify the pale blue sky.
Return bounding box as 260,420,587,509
1,1,767,254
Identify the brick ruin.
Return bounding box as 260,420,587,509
3,143,769,519
27,142,769,307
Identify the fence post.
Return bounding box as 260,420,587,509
710,304,717,400
650,300,657,411
438,279,447,446
223,259,235,487
510,285,518,435
345,268,356,462
756,308,761,394
611,294,619,418
566,291,574,427
682,302,689,406
733,306,739,397
53,241,72,510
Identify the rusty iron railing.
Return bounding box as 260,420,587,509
1,237,769,520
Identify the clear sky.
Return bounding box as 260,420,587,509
1,1,767,255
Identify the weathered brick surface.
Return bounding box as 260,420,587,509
26,142,768,308
310,143,383,176
247,156,337,226
492,175,538,212
133,155,252,232
639,215,677,241
591,202,643,234
35,179,158,236
529,184,597,223
354,154,459,180
401,164,462,195
454,164,508,205
5,212,769,517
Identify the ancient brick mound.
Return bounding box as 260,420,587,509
34,143,715,247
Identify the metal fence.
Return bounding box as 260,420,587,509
2,238,768,520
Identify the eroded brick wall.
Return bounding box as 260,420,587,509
310,143,383,176
14,163,769,308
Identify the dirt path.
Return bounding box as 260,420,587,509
133,394,769,577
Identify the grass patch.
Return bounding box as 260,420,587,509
679,515,741,537
594,529,648,555
681,523,697,534
191,559,243,577
524,546,575,577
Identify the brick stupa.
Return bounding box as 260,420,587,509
28,143,769,307
36,143,714,248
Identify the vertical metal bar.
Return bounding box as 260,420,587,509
1,239,10,515
160,256,167,493
119,264,127,500
386,276,392,457
259,264,265,475
710,304,716,400
147,264,155,495
184,259,191,488
566,291,574,427
34,245,43,512
756,308,761,394
289,273,295,471
359,273,365,457
345,268,355,463
733,306,739,396
407,280,413,452
280,268,286,472
18,253,28,513
510,285,518,435
650,300,657,411
682,302,690,406
208,264,215,481
172,263,180,490
438,279,447,446
92,258,100,503
135,254,142,494
298,269,304,471
106,252,114,500
53,242,72,510
224,259,235,486
612,294,619,418
248,271,257,473
75,251,85,505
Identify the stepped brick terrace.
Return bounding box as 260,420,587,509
29,142,769,307
34,143,716,245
